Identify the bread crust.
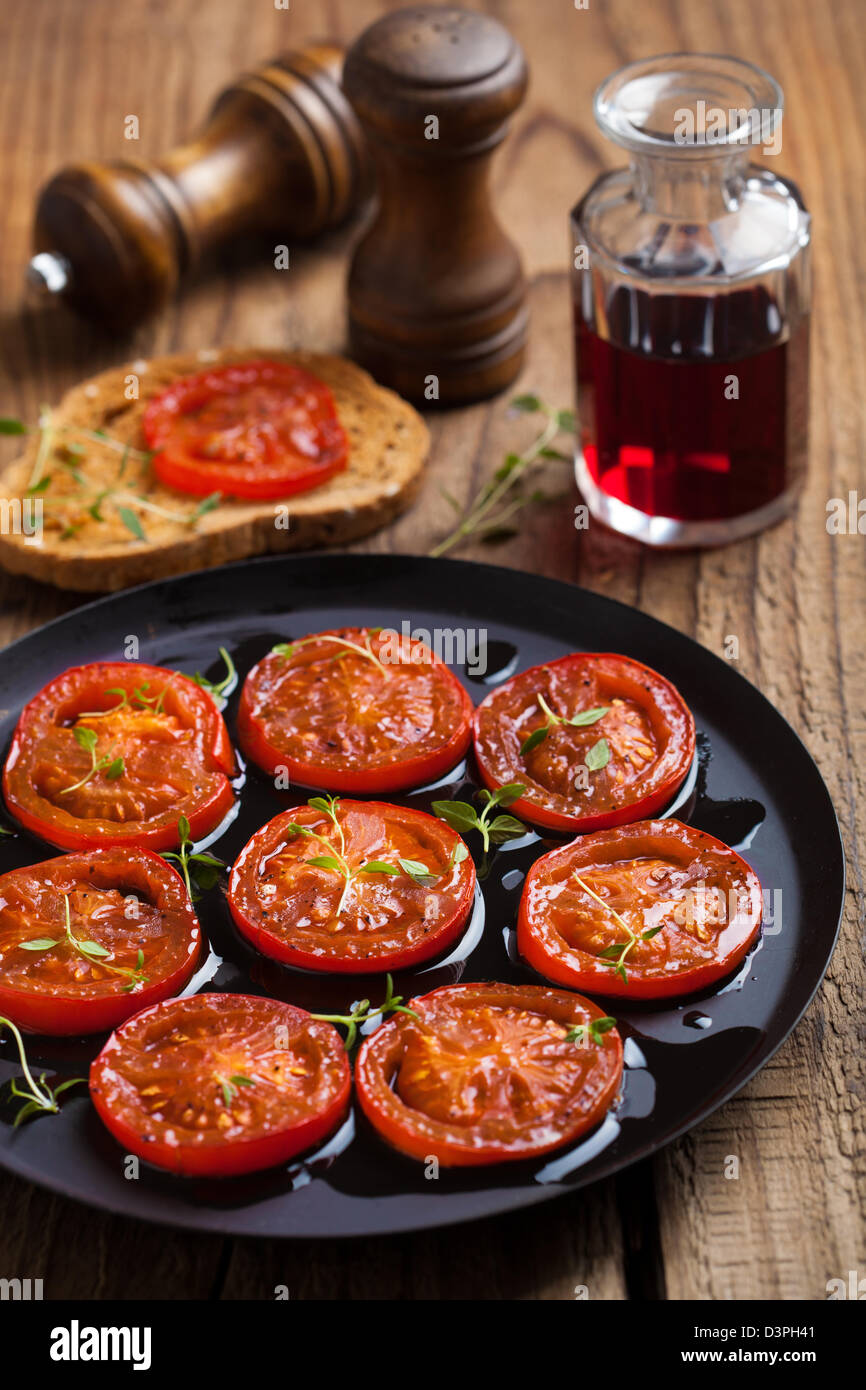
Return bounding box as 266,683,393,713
0,349,428,592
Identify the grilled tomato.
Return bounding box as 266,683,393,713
229,798,475,973
238,626,473,793
473,652,694,833
518,819,762,999
3,661,235,851
356,981,622,1166
90,993,351,1176
142,359,348,500
0,848,202,1034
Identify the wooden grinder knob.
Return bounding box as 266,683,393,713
343,7,529,406
28,44,370,329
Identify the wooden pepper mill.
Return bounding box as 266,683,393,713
343,7,529,405
28,45,370,330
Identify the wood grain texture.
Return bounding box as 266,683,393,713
0,0,863,1301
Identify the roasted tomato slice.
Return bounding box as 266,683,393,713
2,662,235,852
473,652,694,833
0,849,202,1035
518,819,762,999
90,993,351,1177
356,981,623,1166
229,799,475,974
142,359,348,500
237,627,473,794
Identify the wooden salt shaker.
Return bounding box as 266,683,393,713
343,7,529,405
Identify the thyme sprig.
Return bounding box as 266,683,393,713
19,895,149,993
0,1016,86,1125
429,395,574,557
565,1016,617,1047
288,795,437,917
59,726,124,795
520,696,610,755
311,974,419,1050
272,633,386,674
191,646,237,709
432,783,527,853
0,414,221,540
161,816,225,901
574,872,662,983
77,678,171,720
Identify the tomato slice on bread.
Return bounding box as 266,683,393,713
3,661,235,851
238,627,473,793
229,798,475,974
518,819,762,999
0,848,202,1035
356,981,622,1166
142,359,348,500
90,993,351,1177
473,652,695,833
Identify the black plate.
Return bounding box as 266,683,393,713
0,554,844,1237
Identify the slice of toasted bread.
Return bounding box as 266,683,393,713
0,349,428,592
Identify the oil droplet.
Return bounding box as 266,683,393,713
683,1011,712,1029
465,640,519,685
502,926,521,966
502,868,525,890
623,1037,647,1068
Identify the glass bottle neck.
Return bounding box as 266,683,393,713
632,150,750,220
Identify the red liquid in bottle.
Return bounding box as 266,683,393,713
576,285,809,526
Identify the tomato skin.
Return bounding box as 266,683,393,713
473,652,695,833
90,993,351,1177
237,627,474,794
2,661,236,851
0,849,202,1035
356,981,623,1166
228,800,476,974
142,359,348,500
518,819,763,1000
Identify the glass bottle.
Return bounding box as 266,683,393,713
571,55,811,546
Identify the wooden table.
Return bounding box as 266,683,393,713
0,0,862,1301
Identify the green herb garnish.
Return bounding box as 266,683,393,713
19,895,149,993
191,646,237,708
429,395,574,557
0,415,220,535
311,974,419,1051
76,680,171,720
217,1073,256,1107
59,725,124,795
574,873,662,983
288,796,438,916
585,738,610,772
161,815,225,901
272,633,386,673
432,783,527,853
565,1016,617,1047
0,1016,86,1125
520,695,610,754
